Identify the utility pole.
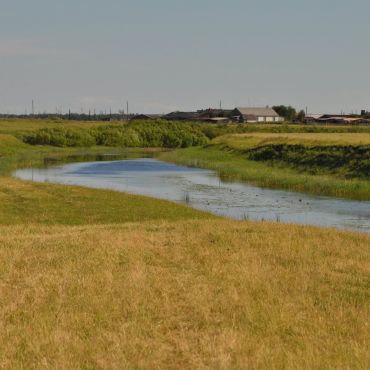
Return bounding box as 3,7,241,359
126,101,129,121
32,100,34,115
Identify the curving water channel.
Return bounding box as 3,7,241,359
13,157,370,234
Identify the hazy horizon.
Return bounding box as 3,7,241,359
1,0,369,115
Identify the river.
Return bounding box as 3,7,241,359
13,157,370,233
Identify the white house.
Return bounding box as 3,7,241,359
231,107,284,123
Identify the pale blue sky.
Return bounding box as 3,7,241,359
1,0,369,114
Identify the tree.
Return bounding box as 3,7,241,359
296,110,306,123
272,105,297,122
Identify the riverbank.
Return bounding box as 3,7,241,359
0,176,215,225
159,133,370,200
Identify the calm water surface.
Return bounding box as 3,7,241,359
14,158,370,234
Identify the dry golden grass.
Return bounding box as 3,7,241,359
215,132,370,149
0,220,369,369
0,118,122,136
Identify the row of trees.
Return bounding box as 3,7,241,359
0,113,133,121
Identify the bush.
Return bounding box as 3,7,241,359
24,128,95,147
23,120,209,149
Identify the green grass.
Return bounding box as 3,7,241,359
216,133,370,180
159,145,370,200
214,132,370,147
0,118,114,136
0,177,214,225
0,134,29,154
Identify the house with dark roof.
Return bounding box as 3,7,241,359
131,114,163,120
162,111,200,121
230,107,284,123
197,108,233,118
315,115,370,125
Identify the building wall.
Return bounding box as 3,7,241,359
255,116,280,122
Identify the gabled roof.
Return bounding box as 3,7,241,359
197,109,233,117
235,107,279,117
131,114,162,120
318,117,362,123
163,111,199,120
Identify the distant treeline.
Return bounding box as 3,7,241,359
0,113,131,121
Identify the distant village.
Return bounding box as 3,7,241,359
134,106,370,125
1,105,370,125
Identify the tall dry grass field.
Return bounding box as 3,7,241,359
0,220,369,369
215,132,370,148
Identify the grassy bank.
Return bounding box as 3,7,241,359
1,220,369,369
215,132,370,147
216,133,370,179
160,133,370,200
0,177,214,225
